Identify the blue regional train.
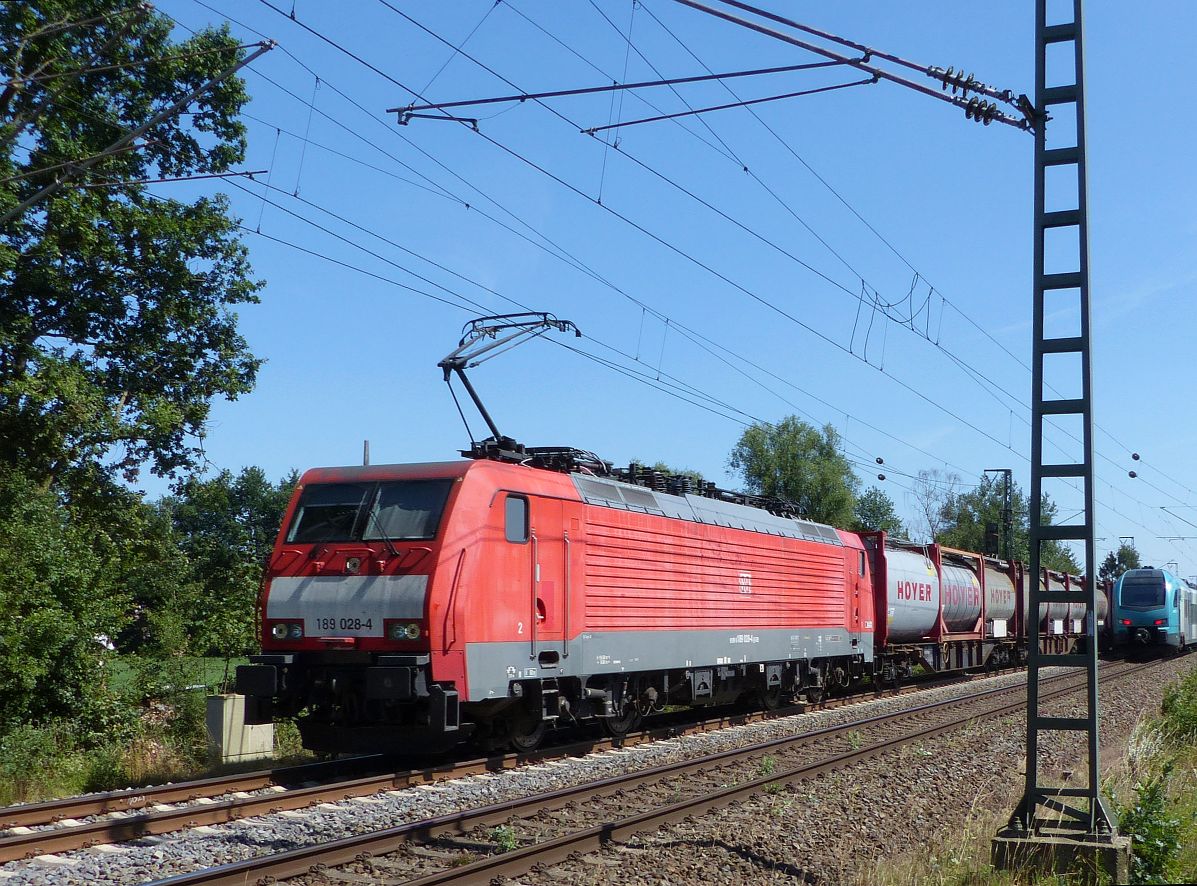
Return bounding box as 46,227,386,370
1111,567,1197,655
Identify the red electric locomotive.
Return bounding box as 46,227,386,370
237,455,874,752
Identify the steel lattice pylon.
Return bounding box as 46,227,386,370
1008,0,1115,837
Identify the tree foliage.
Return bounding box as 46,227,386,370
912,469,962,541
0,1,266,745
935,472,1080,573
1098,542,1141,586
728,417,858,526
0,1,261,489
161,467,297,658
852,486,905,536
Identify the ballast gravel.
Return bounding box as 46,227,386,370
498,655,1197,886
0,660,1186,886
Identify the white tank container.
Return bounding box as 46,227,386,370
885,547,940,643
1045,572,1069,623
940,559,982,632
984,564,1016,636
1064,578,1107,629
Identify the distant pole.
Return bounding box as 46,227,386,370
984,468,1013,560
363,439,370,466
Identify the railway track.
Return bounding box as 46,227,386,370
140,660,1150,886
0,666,1009,864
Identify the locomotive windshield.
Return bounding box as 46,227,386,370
1120,571,1166,609
286,479,453,544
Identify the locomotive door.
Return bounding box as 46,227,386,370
528,496,566,664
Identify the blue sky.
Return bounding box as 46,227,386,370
153,1,1196,577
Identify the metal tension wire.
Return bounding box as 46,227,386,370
389,60,850,126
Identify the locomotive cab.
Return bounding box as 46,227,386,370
236,462,467,752
1112,567,1193,656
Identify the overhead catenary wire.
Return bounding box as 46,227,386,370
376,2,1037,446
642,0,1197,507
244,3,1093,485
177,3,1187,560
254,87,981,479
581,76,878,135
514,0,1197,517
363,0,1037,457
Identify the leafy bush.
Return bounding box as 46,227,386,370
0,469,128,734
274,718,306,759
1119,771,1182,885
1160,670,1197,741
0,722,77,802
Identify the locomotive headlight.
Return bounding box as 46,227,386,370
387,622,422,641
271,623,289,641
288,623,304,639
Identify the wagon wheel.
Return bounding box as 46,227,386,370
804,683,825,705
600,703,642,739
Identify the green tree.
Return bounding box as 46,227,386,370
728,417,858,526
162,467,297,661
936,472,1080,572
912,469,961,541
0,1,262,491
852,486,905,536
1098,541,1141,586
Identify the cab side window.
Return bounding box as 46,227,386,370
505,495,528,543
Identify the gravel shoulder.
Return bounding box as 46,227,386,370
496,655,1197,886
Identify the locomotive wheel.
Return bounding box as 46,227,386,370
759,686,784,711
600,705,642,739
506,714,547,752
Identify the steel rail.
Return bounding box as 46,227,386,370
0,754,390,831
0,696,848,860
145,661,1148,886
0,664,996,845
418,663,1148,886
